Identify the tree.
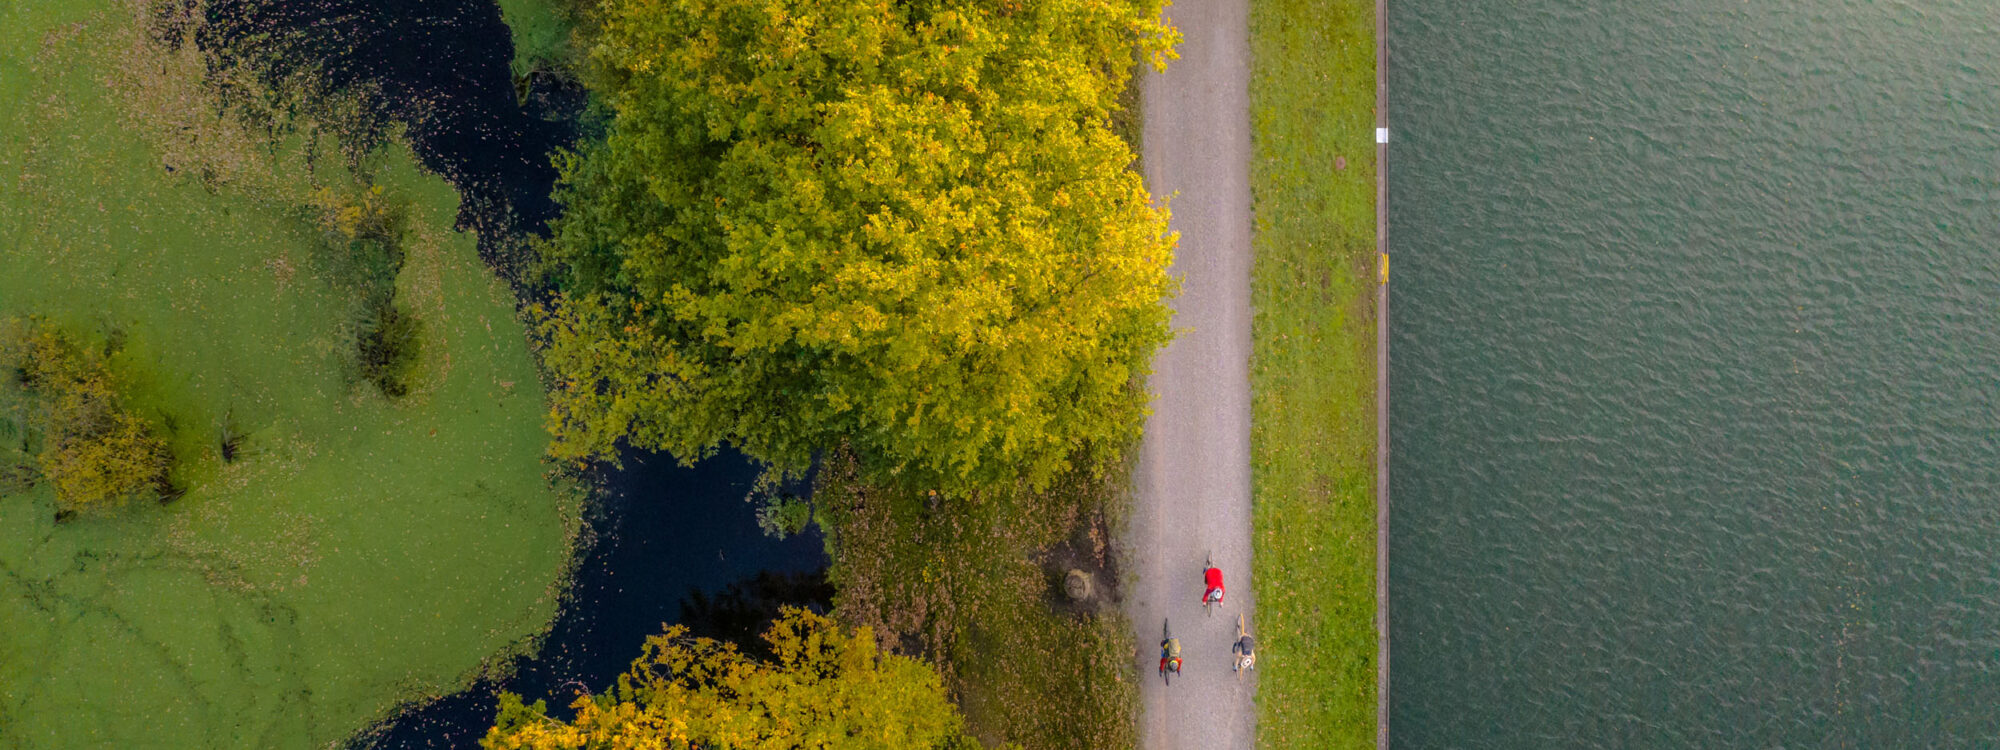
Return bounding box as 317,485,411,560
534,0,1180,492
1,322,170,509
483,607,988,750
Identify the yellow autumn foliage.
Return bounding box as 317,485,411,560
2,323,169,509
483,608,988,750
534,0,1180,493
309,183,400,241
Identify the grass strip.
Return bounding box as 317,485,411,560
1248,0,1379,746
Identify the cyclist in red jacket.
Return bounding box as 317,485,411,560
1203,561,1225,609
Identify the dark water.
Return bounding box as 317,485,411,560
357,451,829,748
1391,1,2000,745
196,0,584,281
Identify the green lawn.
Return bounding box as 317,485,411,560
1247,0,1379,747
495,0,574,78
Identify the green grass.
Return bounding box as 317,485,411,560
816,454,1137,750
0,4,580,746
1247,0,1379,746
495,0,574,79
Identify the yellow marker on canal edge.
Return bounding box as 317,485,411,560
1379,252,1389,285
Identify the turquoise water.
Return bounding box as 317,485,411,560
1391,1,2000,744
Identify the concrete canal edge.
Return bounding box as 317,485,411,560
1375,0,1390,745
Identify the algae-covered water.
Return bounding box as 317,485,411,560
0,1,580,746
1393,0,2000,745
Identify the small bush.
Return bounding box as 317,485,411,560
308,183,409,302
43,407,170,509
0,323,170,509
309,184,404,245
754,492,814,539
357,302,421,398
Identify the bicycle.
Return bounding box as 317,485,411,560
1203,551,1225,617
1233,613,1257,680
1158,619,1183,685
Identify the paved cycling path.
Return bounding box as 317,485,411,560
1124,0,1255,747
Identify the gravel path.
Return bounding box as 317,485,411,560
1125,0,1256,747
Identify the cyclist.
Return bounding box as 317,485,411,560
1203,562,1225,609
1233,614,1257,673
1159,634,1183,681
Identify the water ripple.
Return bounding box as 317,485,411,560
1391,0,2000,745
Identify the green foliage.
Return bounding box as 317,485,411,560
534,0,1181,493
0,321,170,510
357,302,423,399
306,183,425,399
310,184,406,245
754,492,814,539
483,607,988,749
114,7,423,403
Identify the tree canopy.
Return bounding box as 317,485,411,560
1,322,169,510
483,608,987,750
534,0,1179,492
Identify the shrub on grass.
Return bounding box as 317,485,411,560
0,323,170,510
356,302,422,399
310,184,406,247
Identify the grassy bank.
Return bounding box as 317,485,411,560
0,3,580,746
816,453,1137,749
1248,0,1379,746
496,0,574,78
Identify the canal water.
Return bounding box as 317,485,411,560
1390,1,2000,745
